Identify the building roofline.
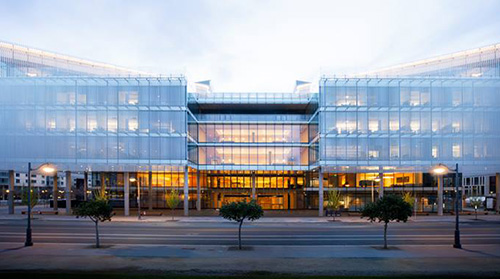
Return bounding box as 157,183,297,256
0,40,156,77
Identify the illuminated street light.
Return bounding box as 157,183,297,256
25,162,57,246
431,163,461,249
431,164,449,175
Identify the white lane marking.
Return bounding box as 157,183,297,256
1,242,500,249
0,232,499,238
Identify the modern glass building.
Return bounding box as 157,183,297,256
1,41,500,215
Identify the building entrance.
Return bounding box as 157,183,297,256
203,170,307,210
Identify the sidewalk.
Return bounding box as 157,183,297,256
1,242,499,276
1,212,499,224
1,205,499,223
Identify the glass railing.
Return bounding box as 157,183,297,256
194,114,311,122
189,92,318,104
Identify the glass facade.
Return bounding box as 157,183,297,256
1,41,500,212
0,77,188,171
319,78,500,172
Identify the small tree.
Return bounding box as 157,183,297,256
361,194,412,249
74,197,113,248
22,187,39,211
220,199,264,250
165,189,181,221
469,197,482,220
403,192,416,218
326,189,342,221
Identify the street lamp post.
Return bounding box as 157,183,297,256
25,162,56,247
432,163,461,249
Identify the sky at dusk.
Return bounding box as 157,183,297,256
1,0,500,92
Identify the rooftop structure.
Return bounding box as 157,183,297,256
355,43,500,78
0,41,155,77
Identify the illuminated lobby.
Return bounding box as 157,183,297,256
1,41,500,216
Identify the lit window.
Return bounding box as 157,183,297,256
87,119,97,132
127,118,138,131
128,91,139,105
453,144,461,158
389,120,399,131
368,120,379,132
369,150,379,158
432,121,439,133
48,119,56,130
452,122,460,133
108,118,117,132
410,91,420,106
410,121,420,133
432,146,438,158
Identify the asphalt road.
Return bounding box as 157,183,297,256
1,218,499,247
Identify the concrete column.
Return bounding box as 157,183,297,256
378,173,384,199
196,169,201,211
53,174,58,211
8,170,14,214
184,166,189,216
83,172,88,201
496,173,500,213
251,172,256,200
148,171,153,211
437,175,444,216
319,168,324,217
124,172,130,216
101,173,106,195
65,171,72,214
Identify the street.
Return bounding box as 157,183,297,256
1,216,499,246
1,216,500,276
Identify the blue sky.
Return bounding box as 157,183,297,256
1,0,500,91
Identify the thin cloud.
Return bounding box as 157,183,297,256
1,0,499,91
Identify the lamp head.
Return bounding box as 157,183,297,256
129,177,137,183
41,164,56,174
432,164,448,175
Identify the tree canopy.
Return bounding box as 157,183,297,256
220,199,264,250
362,194,412,224
220,199,264,223
74,198,113,248
165,189,181,220
361,194,412,249
74,198,113,224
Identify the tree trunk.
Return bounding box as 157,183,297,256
172,208,174,221
95,221,100,248
238,220,243,250
383,222,388,249
475,209,477,220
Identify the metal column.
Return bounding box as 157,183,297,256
196,169,201,211
378,173,384,199
53,174,58,211
8,170,14,214
83,171,88,201
319,168,324,217
184,166,189,216
124,172,130,216
437,175,444,216
100,173,106,195
148,171,153,211
251,171,256,200
496,173,500,213
65,171,72,214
